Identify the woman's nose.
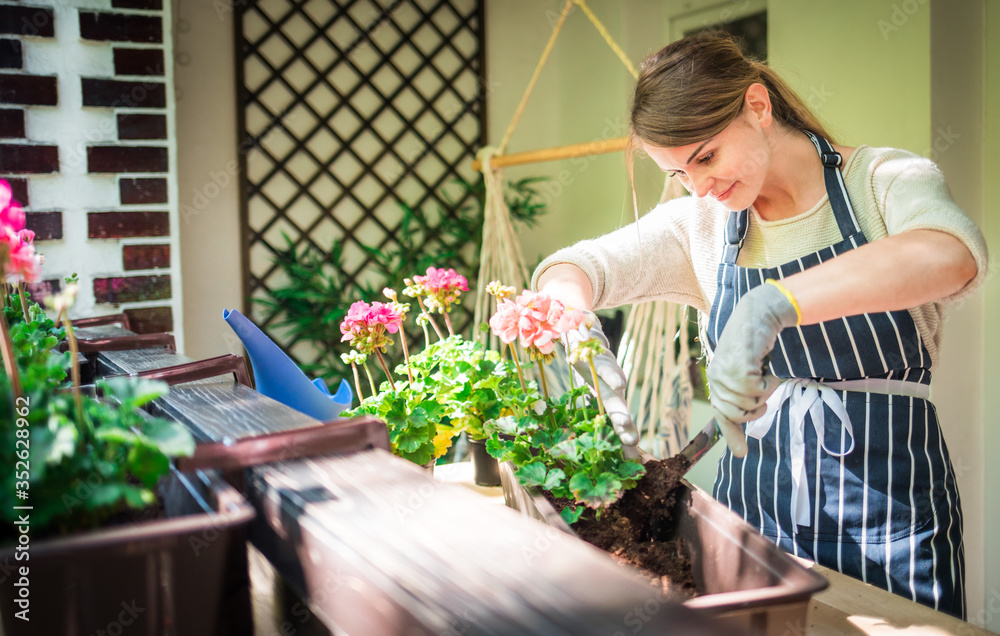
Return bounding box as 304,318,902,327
689,173,713,198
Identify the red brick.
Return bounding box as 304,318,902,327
117,113,166,139
88,211,169,238
3,177,27,205
87,146,167,173
120,177,167,204
0,73,57,106
113,48,164,76
23,279,60,306
0,6,55,37
82,78,165,108
123,244,170,270
25,211,61,240
0,108,24,138
79,13,161,43
93,274,170,304
0,144,59,173
0,39,22,69
124,306,172,334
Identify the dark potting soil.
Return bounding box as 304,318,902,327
547,455,698,600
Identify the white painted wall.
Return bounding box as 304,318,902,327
24,0,183,349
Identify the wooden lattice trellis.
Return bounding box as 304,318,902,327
234,0,486,369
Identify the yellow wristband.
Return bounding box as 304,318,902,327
764,279,802,326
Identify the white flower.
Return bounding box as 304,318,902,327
45,283,79,313
532,400,547,416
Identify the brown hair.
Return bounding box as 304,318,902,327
629,32,835,149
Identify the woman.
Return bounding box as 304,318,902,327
533,33,987,618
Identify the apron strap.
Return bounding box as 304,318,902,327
804,131,862,240
721,208,749,264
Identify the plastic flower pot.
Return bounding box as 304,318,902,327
0,469,255,636
467,437,501,486
499,461,828,636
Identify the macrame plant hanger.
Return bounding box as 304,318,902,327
474,0,692,457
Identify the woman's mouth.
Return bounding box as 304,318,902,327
713,183,736,202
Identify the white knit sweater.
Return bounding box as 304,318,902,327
532,145,989,371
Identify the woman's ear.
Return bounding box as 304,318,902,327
744,82,773,128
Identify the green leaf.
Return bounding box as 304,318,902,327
542,467,565,491
127,444,171,488
141,418,195,457
560,505,584,525
95,427,138,445
516,462,552,489
98,377,169,409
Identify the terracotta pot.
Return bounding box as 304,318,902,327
467,437,501,486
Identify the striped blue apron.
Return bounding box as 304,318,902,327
708,133,966,619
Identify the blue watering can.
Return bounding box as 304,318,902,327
223,308,352,420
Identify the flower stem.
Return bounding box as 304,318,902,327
374,349,396,391
350,361,363,403
397,328,414,385
508,343,526,393
588,358,606,417
442,311,454,336
535,358,550,401
361,360,377,396
17,283,29,324
416,297,444,340
62,317,86,430
0,312,22,400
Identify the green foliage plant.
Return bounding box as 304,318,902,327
481,283,646,525
0,286,195,541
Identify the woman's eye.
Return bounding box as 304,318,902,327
698,152,715,165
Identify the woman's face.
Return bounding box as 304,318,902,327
641,89,772,212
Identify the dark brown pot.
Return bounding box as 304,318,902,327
0,469,255,636
468,437,501,486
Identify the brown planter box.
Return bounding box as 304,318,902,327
499,461,828,636
0,469,255,636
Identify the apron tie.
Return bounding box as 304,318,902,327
745,378,856,528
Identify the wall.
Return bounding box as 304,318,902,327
172,0,243,359
0,0,181,341
982,1,1000,631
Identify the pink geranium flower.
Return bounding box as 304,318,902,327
367,301,403,334
0,180,25,232
489,299,521,344
339,300,404,355
514,290,565,358
412,266,468,314
340,300,372,342
0,180,39,283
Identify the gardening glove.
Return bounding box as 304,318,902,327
564,311,640,460
706,280,800,458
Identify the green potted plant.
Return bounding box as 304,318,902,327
481,283,646,521
0,181,255,635
339,268,529,483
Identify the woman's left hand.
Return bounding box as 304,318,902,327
707,282,799,456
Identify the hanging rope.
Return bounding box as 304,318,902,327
473,147,532,337
497,0,574,155
572,0,639,80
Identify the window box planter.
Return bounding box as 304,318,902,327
0,469,255,636
499,461,828,636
